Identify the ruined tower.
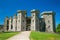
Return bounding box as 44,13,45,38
17,10,26,31
42,11,56,32
4,9,56,33
12,14,17,31
4,16,9,32
9,16,13,31
31,9,40,31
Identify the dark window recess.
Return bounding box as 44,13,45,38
7,20,9,26
7,20,9,25
48,20,50,23
16,21,17,22
48,25,50,28
32,20,34,22
11,25,13,29
23,20,24,22
47,14,49,16
7,26,9,31
23,27,24,29
33,15,34,16
31,15,34,18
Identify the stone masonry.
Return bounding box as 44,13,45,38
4,9,56,33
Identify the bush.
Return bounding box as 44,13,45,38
56,24,60,33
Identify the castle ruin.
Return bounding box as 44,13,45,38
4,9,56,33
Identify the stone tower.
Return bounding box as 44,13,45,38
9,16,13,31
31,9,40,31
12,14,17,31
4,16,9,32
42,11,56,32
17,10,26,31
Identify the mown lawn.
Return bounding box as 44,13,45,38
0,32,19,40
30,31,60,40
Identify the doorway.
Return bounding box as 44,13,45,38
26,26,30,31
26,17,31,31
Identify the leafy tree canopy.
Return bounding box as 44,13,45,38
56,23,60,32
57,24,60,29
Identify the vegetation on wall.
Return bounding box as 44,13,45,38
0,25,3,29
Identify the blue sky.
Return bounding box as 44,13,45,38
0,0,60,25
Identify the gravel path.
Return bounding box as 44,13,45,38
7,31,31,40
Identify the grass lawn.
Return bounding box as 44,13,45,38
30,31,60,40
0,32,19,40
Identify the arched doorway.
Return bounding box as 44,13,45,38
26,25,30,31
26,17,31,31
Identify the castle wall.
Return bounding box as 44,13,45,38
4,17,9,32
9,17,13,31
31,9,40,31
39,18,45,31
17,12,21,31
4,10,56,33
42,11,56,32
12,14,17,31
17,10,26,31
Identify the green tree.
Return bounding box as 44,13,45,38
56,23,60,32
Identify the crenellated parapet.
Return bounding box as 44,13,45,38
17,10,27,14
31,9,39,13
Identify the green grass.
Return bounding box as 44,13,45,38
30,31,60,40
0,32,19,40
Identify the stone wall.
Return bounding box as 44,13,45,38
12,14,17,31
17,10,26,31
31,9,40,31
4,9,56,33
42,11,56,33
4,17,9,32
9,17,13,31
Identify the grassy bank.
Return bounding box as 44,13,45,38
0,32,19,40
30,31,60,40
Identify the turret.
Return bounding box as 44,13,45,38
31,9,40,31
41,11,56,32
17,10,26,31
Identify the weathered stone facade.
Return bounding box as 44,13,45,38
4,16,9,32
41,11,56,32
17,10,26,31
9,17,13,31
12,14,17,31
31,9,40,31
4,9,56,33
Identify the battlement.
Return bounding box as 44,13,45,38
41,11,55,15
31,9,39,13
17,10,27,14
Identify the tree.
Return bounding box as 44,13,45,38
56,24,60,32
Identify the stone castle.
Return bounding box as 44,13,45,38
4,9,56,33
